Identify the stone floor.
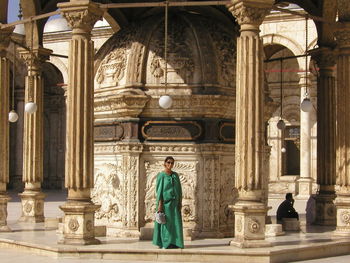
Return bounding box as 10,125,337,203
0,190,350,263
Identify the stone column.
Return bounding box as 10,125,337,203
18,46,52,223
310,48,336,225
297,72,313,198
227,0,273,248
0,27,14,232
334,3,350,235
58,1,103,245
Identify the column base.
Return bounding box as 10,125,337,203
314,193,336,226
18,191,45,223
296,178,313,199
59,201,100,245
230,201,271,248
334,194,350,236
0,194,11,232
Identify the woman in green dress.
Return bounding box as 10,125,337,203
152,156,184,249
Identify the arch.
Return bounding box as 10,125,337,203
48,56,68,85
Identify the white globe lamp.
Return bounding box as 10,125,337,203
281,147,286,153
159,95,173,109
277,119,286,130
8,110,19,123
301,98,313,112
25,102,37,114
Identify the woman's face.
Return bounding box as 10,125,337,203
164,159,174,170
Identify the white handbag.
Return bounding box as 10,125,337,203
155,211,166,224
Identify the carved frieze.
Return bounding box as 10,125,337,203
141,121,202,141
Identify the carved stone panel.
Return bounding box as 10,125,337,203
142,121,202,141
94,123,124,142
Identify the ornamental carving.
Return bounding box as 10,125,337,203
248,218,261,233
121,155,139,227
311,49,336,69
340,211,350,225
335,29,350,47
68,218,79,232
144,160,197,223
149,16,195,83
0,28,13,51
62,9,102,32
94,123,124,142
96,48,127,87
36,202,43,214
141,121,202,141
203,157,220,229
24,202,33,214
204,21,237,89
92,163,123,225
327,206,335,217
229,4,271,26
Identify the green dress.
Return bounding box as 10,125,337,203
152,171,184,249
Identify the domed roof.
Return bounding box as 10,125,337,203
44,17,70,33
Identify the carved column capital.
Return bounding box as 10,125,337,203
58,1,104,33
227,0,273,30
337,0,350,22
0,27,14,56
18,47,52,73
335,22,350,49
310,47,336,70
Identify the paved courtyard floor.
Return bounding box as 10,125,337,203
0,190,349,263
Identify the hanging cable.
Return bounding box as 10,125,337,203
305,16,308,96
277,58,286,130
158,0,173,109
12,43,15,110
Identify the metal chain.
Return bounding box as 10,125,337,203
164,0,169,91
305,16,308,96
12,43,15,110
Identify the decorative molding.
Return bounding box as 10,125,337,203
94,123,124,141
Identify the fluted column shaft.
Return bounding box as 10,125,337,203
60,2,102,201
334,12,350,233
18,47,51,223
310,48,336,225
228,0,273,248
58,1,103,245
0,28,14,232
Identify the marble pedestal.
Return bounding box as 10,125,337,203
230,203,271,248
314,193,336,226
18,191,45,223
0,194,11,232
59,201,100,245
334,195,350,236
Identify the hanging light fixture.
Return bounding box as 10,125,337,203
300,16,313,113
281,147,286,153
277,58,285,130
25,20,37,114
158,0,173,109
9,42,19,123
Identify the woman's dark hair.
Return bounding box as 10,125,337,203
164,156,175,163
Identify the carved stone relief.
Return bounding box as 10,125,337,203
204,22,237,89
96,26,136,89
92,163,123,225
147,16,195,84
144,160,197,223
